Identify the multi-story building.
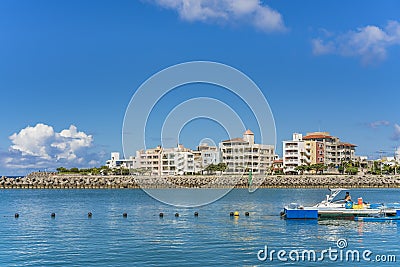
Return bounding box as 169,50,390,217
282,133,309,174
219,129,275,174
161,145,195,176
303,132,356,166
134,144,195,176
135,146,163,176
305,140,325,165
197,143,221,168
272,159,283,174
283,131,357,174
105,152,135,169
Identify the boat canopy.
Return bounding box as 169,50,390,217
327,188,349,203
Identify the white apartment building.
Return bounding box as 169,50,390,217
197,143,221,167
283,133,311,174
135,145,195,176
219,129,275,174
161,145,195,176
105,152,135,169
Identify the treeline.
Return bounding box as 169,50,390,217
294,161,400,175
56,166,130,175
204,163,227,174
294,163,327,175
368,161,400,175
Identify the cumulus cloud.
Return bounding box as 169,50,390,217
312,20,400,64
368,120,390,128
10,123,55,160
392,123,400,141
3,123,102,171
148,0,286,33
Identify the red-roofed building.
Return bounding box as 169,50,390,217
283,132,357,174
301,132,356,166
272,159,284,174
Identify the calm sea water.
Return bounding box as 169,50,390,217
0,188,399,266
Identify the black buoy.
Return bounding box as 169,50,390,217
14,213,19,218
245,212,250,217
229,212,234,217
51,213,56,218
88,212,93,218
123,213,128,218
175,213,179,217
159,212,164,218
194,212,199,217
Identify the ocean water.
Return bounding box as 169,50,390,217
0,188,399,266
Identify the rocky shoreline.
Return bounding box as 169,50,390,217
1,172,400,189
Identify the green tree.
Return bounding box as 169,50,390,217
216,163,227,172
70,167,79,173
345,166,358,175
338,166,345,174
295,165,307,175
90,168,100,175
382,164,392,175
99,165,111,175
311,163,326,174
205,164,217,174
56,167,68,173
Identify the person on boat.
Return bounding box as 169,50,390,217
344,192,352,202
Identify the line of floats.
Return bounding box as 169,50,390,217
281,188,400,222
11,211,251,219
10,188,400,223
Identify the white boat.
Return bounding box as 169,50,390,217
282,188,398,219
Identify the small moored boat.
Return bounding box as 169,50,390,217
281,188,399,220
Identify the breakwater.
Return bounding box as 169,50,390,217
1,172,400,189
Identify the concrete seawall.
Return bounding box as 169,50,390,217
1,172,400,189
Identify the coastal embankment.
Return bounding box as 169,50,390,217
1,172,400,189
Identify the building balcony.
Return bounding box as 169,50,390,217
285,152,299,156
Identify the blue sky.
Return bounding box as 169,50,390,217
1,0,400,175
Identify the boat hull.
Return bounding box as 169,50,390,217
283,207,398,220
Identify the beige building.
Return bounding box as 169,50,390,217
283,132,354,174
196,143,221,169
135,146,163,176
135,145,196,176
303,132,356,166
219,129,275,174
135,145,198,176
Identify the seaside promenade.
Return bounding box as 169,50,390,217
1,172,400,189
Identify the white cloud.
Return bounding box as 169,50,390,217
312,20,400,64
148,0,286,33
312,38,335,55
393,123,400,140
10,123,54,159
4,123,100,171
368,120,390,128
